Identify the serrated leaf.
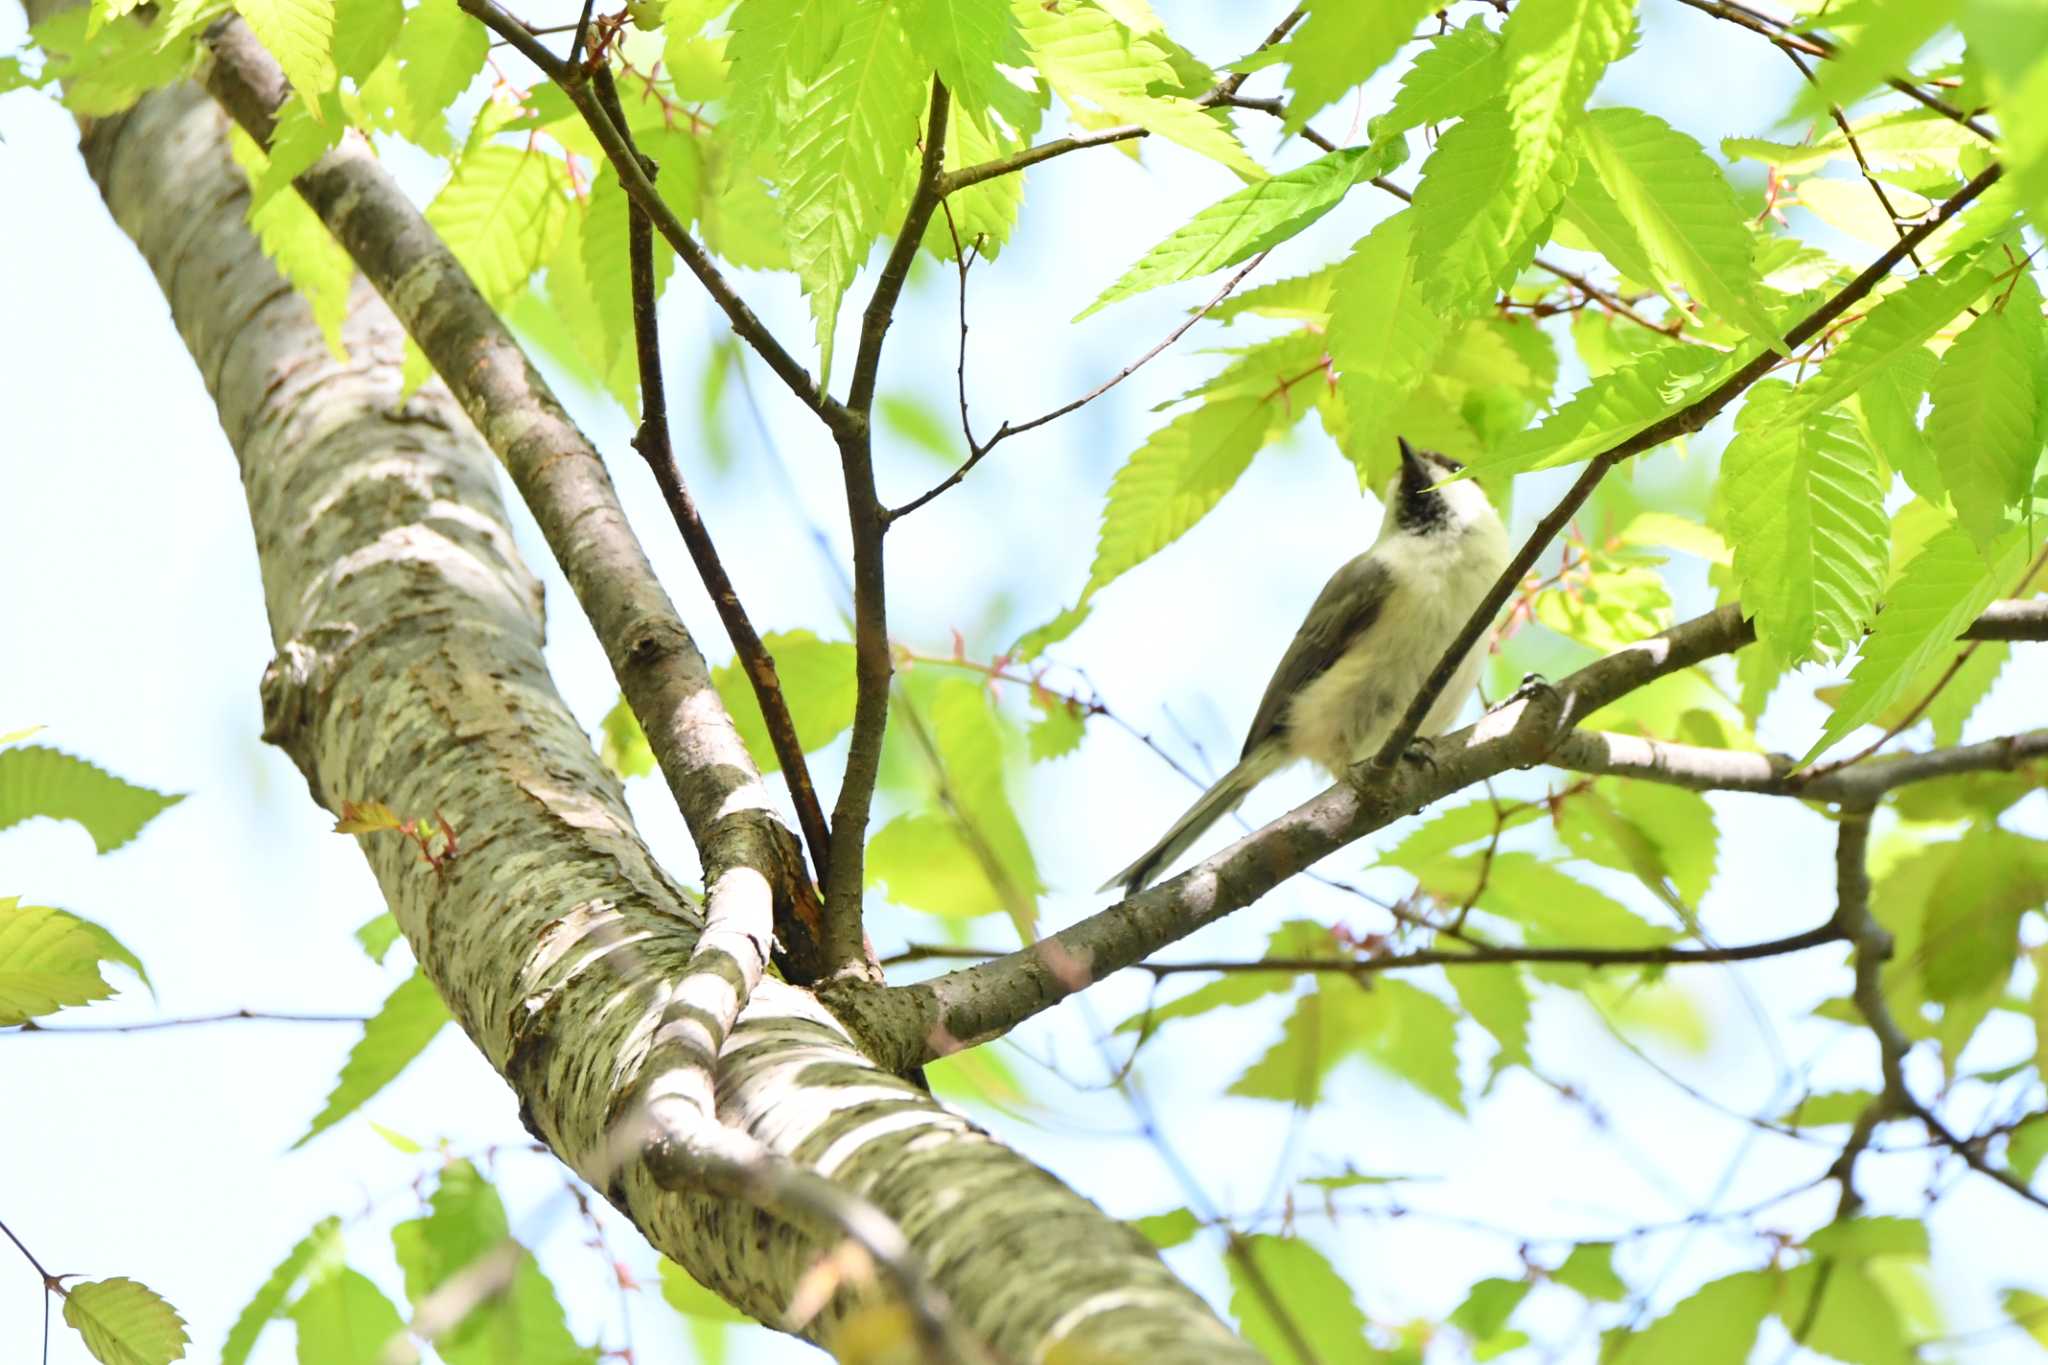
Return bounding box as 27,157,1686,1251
229,123,353,359
426,146,566,307
1329,212,1447,483
1420,853,1672,948
1724,383,1888,663
294,968,451,1147
1383,18,1502,134
0,902,113,1024
1381,795,1545,872
1577,106,1784,349
1501,0,1632,227
1209,266,1336,325
353,912,402,964
1476,342,1745,476
1225,1236,1369,1364
0,745,182,853
1795,0,1960,114
1412,100,1576,313
30,9,198,116
1016,0,1262,178
866,812,1001,916
2001,1287,2048,1348
1026,693,1086,761
1852,344,1940,502
1232,977,1464,1113
1778,1258,1915,1365
378,0,488,154
1267,0,1437,135
63,1278,189,1365
1130,1208,1200,1249
233,0,335,108
779,0,927,385
1557,780,1718,910
710,630,857,774
878,393,961,463
1448,965,1531,1069
724,0,847,152
1920,827,2047,1003
331,0,399,80
222,1218,345,1365
922,102,1027,261
1795,265,1995,425
1083,395,1285,598
1802,525,2029,762
1080,147,1378,319
288,1267,404,1365
928,676,1044,936
578,165,676,384
899,0,1034,137
1927,295,2044,555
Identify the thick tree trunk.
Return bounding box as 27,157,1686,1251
64,76,1258,1363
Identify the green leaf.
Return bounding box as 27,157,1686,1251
1723,383,1888,663
288,1267,405,1365
1778,1089,1882,1128
1209,266,1337,325
1777,1258,1914,1365
1130,1208,1200,1249
598,695,656,780
923,103,1028,261
30,9,198,116
710,631,857,774
1921,639,2009,746
2000,1287,2048,1349
1927,291,2045,554
899,0,1033,137
1421,853,1673,949
1329,212,1448,483
1608,1270,1772,1362
1025,692,1086,761
1114,971,1301,1037
1269,0,1437,134
779,0,927,385
1448,965,1531,1069
1083,395,1284,599
1080,147,1379,319
353,913,402,964
2008,1114,2048,1184
1232,978,1464,1113
1475,342,1744,476
1451,1277,1532,1346
1412,100,1576,314
62,1277,189,1365
1501,0,1633,233
1802,525,2029,763
1381,795,1545,872
331,0,400,81
1796,264,1995,424
372,0,488,154
928,676,1044,934
221,1218,345,1365
0,901,116,1024
426,146,566,308
658,1258,748,1322
294,968,451,1148
580,165,676,381
1016,0,1262,179
1382,18,1502,134
392,1161,595,1364
1806,1216,1929,1261
1919,827,2047,1003
866,811,1005,918
0,745,182,853
1552,1243,1627,1302
1556,780,1718,909
227,123,353,358
1851,345,1940,502
1225,1236,1369,1365
1576,106,1784,348
1796,0,1960,113
234,0,336,107
878,393,961,464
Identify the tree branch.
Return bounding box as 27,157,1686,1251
588,66,834,941
1553,728,2048,802
458,0,838,422
863,595,2042,1067
1367,161,2005,773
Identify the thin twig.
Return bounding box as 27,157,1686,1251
589,65,835,895
1781,46,1926,270
1668,0,1996,140
9,1009,369,1034
888,250,1273,521
1369,162,2003,773
819,80,956,978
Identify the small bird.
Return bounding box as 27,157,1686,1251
1101,438,1511,895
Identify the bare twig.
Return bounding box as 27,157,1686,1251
1668,0,1997,140
1368,162,2004,774
820,81,957,978
8,1009,368,1034
1781,46,1926,269
588,66,835,904
888,250,1273,520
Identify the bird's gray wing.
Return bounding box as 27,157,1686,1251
1240,554,1394,759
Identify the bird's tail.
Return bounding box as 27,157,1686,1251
1099,749,1282,896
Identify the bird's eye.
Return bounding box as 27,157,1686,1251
1434,454,1465,473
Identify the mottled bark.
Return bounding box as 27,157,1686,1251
66,75,1257,1364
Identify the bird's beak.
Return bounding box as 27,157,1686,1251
1397,436,1425,477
